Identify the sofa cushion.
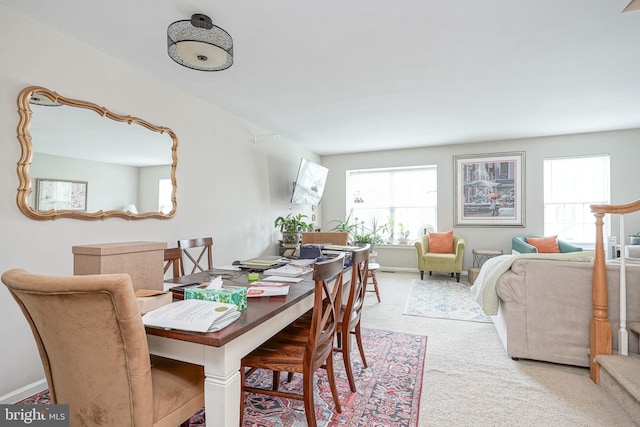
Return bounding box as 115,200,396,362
429,231,454,253
525,235,560,253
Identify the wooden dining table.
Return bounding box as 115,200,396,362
145,267,347,426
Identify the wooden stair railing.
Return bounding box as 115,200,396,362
590,200,640,383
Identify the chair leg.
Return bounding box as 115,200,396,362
340,328,357,393
420,270,424,280
370,270,381,303
302,372,317,427
456,272,460,282
272,371,281,390
353,322,368,369
325,354,343,414
429,271,432,276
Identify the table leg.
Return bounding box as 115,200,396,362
203,346,241,426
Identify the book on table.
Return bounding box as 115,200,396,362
142,299,241,332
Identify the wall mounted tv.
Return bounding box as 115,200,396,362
291,158,329,205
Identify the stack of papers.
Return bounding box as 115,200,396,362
142,299,240,332
263,263,312,277
238,257,289,270
323,245,353,251
247,281,290,297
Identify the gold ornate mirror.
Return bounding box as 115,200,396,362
16,86,177,220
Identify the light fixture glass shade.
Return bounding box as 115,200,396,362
167,14,233,71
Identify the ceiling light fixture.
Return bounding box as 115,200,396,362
623,0,640,12
167,13,233,71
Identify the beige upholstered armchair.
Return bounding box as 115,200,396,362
415,232,466,282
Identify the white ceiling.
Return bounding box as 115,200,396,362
3,0,640,156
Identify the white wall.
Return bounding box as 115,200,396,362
321,131,640,270
0,5,318,399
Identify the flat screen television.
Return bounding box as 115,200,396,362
290,158,329,205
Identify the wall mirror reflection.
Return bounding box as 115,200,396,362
16,86,178,220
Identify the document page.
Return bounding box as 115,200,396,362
142,299,238,332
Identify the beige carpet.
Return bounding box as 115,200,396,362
362,271,635,426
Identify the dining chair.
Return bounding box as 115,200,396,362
240,253,346,427
164,247,184,278
288,246,371,392
178,237,213,274
301,231,349,246
1,268,204,427
335,244,370,392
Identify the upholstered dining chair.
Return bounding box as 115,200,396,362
178,237,213,274
240,253,346,427
415,231,466,282
1,269,204,427
164,247,184,279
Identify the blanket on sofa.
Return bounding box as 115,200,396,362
470,251,594,315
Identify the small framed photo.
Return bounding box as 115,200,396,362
36,178,87,212
453,152,525,227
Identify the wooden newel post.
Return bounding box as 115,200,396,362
590,211,612,383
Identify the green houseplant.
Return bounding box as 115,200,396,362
397,223,411,244
332,212,386,246
274,213,314,244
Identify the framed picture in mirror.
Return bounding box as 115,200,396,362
36,178,87,212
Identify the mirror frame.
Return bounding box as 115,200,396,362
16,86,178,220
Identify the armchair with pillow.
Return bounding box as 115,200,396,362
415,231,466,282
512,235,583,254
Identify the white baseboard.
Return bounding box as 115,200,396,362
0,378,47,404
377,266,418,273
378,267,469,276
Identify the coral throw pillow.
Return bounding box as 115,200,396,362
525,236,560,253
429,231,454,254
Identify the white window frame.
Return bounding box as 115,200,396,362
346,165,437,243
543,154,610,247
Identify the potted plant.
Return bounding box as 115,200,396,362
351,232,384,246
630,232,640,245
274,212,314,244
397,223,411,244
328,209,358,235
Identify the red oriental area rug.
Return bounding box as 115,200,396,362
18,328,427,426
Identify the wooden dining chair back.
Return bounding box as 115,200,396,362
178,237,213,274
336,244,370,392
301,231,349,246
240,253,346,427
1,268,204,427
164,247,184,278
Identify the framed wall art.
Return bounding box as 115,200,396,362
36,178,88,212
453,152,525,227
